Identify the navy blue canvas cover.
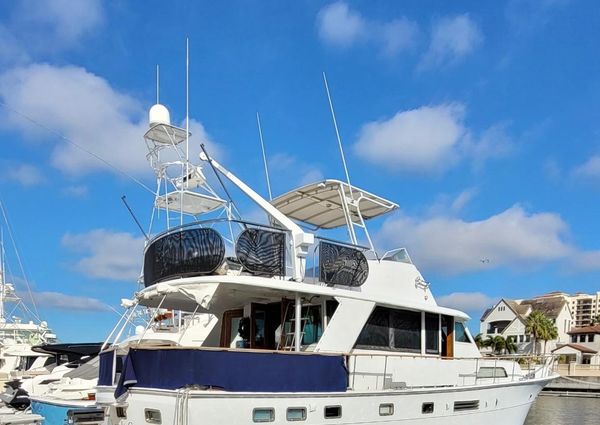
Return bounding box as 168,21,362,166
98,351,113,386
115,348,347,397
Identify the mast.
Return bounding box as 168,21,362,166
0,230,5,321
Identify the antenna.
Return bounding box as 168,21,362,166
121,196,149,240
183,38,190,227
256,112,273,200
156,64,160,104
323,72,353,199
0,229,4,321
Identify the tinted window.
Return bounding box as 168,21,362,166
355,307,421,352
392,309,421,352
425,313,439,354
355,307,389,348
455,322,470,343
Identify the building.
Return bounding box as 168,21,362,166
568,292,600,327
532,291,600,327
552,325,600,365
480,296,572,354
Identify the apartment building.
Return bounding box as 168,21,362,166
537,291,600,327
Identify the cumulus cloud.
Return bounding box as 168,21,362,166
317,2,367,47
437,292,497,313
0,163,44,186
316,2,417,55
355,104,467,172
377,205,574,274
0,64,220,177
29,290,109,312
419,14,483,70
573,155,600,180
354,103,513,173
62,229,144,281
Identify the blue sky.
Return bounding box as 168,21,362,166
0,0,599,341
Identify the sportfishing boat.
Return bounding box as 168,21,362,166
94,85,557,425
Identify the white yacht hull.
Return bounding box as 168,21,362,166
103,377,551,425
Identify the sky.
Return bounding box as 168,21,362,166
0,0,600,341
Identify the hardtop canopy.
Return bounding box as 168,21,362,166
271,179,398,229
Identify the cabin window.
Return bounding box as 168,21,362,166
253,408,275,422
144,409,162,424
425,313,439,354
454,322,471,343
422,402,434,414
379,404,394,416
286,408,306,421
355,307,421,352
324,406,341,419
302,306,323,345
477,367,508,378
453,400,479,411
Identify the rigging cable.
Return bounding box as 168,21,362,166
0,100,155,196
0,200,41,321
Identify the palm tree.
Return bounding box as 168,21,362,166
526,311,558,355
485,335,507,355
540,318,558,355
474,333,484,349
592,315,600,326
505,336,518,354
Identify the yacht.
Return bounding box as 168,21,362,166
96,99,557,425
0,227,56,384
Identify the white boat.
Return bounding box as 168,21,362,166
95,96,557,425
0,223,57,384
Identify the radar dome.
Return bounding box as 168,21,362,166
149,103,171,127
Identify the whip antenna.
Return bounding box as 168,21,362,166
256,112,273,201
323,72,353,199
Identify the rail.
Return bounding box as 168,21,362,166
346,352,557,391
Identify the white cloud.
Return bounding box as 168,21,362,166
62,229,144,281
12,0,104,53
29,290,109,312
419,14,483,70
316,2,417,55
437,292,497,313
0,64,221,178
573,155,600,180
1,163,44,186
317,2,367,47
355,103,467,172
377,205,574,274
427,188,478,216
354,104,513,173
570,250,600,272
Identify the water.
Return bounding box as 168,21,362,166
524,394,600,425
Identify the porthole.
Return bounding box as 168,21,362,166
144,409,161,424
286,407,306,421
324,406,341,419
253,408,275,423
379,403,394,416
422,402,434,414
